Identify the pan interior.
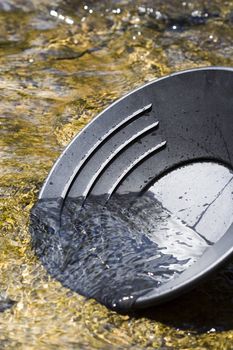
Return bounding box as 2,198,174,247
31,160,233,312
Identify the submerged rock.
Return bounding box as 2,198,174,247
0,293,16,312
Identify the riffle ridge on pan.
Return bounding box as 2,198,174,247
80,114,167,201
106,140,167,201
66,102,166,200
56,103,155,199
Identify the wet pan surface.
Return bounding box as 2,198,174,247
31,67,233,312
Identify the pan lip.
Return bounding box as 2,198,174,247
39,65,233,199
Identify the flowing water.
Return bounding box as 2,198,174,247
30,192,210,312
1,0,233,349
30,162,233,313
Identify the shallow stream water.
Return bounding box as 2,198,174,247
1,0,233,349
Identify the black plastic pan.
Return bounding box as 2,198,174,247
32,67,233,312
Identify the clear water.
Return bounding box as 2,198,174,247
31,192,209,312
31,161,233,312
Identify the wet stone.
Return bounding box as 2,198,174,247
0,294,16,312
